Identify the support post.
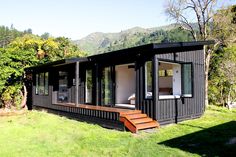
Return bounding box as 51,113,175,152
75,61,79,107
153,55,158,120
95,63,100,106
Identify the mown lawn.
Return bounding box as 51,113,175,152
0,106,236,157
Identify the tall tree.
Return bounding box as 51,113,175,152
0,47,38,108
212,5,236,45
165,0,228,106
208,5,236,105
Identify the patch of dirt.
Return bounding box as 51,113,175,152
225,137,236,145
0,108,26,116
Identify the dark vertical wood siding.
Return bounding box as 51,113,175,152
33,104,120,121
30,44,205,126
32,86,53,107
136,49,205,125
155,50,205,124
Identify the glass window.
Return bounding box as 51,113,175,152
159,62,176,96
159,70,165,77
35,72,49,95
159,69,173,77
58,71,68,103
45,72,49,95
145,60,193,99
39,73,45,95
182,64,192,97
158,61,193,99
101,67,113,105
36,74,39,95
166,69,173,76
145,61,153,98
85,69,93,103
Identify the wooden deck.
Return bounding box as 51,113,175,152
56,103,137,114
43,103,159,133
78,104,136,114
61,103,159,133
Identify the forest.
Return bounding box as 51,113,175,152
0,2,235,110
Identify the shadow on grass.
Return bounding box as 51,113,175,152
159,121,236,157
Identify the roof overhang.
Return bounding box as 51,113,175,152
25,57,88,70
87,40,214,61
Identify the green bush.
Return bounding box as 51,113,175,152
1,85,22,109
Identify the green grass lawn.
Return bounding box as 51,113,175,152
0,106,236,157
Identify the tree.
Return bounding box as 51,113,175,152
212,5,236,45
219,46,236,104
23,28,32,34
208,5,236,105
0,34,86,109
209,45,236,106
0,25,26,47
0,47,38,109
41,32,50,39
54,37,87,58
165,0,229,106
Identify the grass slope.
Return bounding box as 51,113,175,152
0,106,236,157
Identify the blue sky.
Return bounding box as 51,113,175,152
0,0,235,40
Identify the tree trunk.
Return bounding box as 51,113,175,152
20,85,27,109
227,85,232,106
220,85,224,106
205,46,211,107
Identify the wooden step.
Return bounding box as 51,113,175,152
119,109,160,133
126,113,147,120
124,119,137,133
131,117,153,124
120,111,142,122
136,121,159,130
120,110,142,117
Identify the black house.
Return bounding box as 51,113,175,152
25,41,213,133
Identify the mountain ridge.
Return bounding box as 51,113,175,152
74,24,193,55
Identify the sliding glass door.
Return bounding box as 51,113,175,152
101,66,114,106
58,71,68,103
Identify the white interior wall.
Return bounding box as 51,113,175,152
115,64,135,104
159,77,172,88
172,64,182,95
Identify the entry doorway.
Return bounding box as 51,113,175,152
115,64,136,109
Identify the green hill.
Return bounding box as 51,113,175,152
74,24,194,55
